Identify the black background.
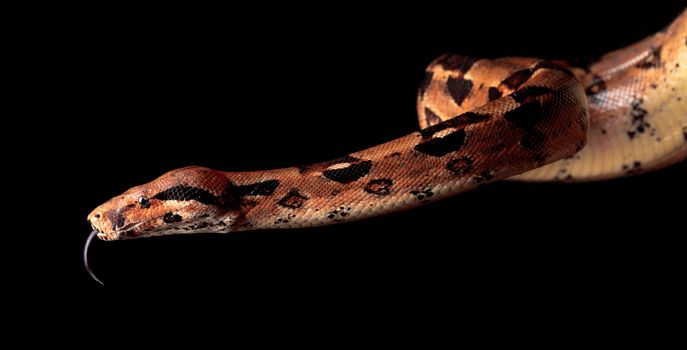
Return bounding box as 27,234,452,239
30,1,685,306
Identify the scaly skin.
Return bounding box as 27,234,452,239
89,66,586,239
88,11,685,241
419,9,687,181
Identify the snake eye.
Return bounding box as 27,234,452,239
138,196,150,208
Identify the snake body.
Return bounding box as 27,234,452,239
87,11,686,243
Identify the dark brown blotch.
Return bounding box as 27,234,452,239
511,86,554,104
236,180,280,196
221,180,281,210
446,77,473,106
220,180,279,211
473,170,495,184
278,189,309,209
520,129,547,149
414,129,467,157
445,156,474,175
299,155,360,173
433,55,479,73
626,99,650,139
501,69,533,90
326,206,351,222
162,212,183,224
504,101,542,131
622,161,642,175
410,189,434,201
322,160,373,183
364,179,393,195
153,185,219,205
420,112,489,139
488,87,502,101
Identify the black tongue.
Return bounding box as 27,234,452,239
83,229,104,285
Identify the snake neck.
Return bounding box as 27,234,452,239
220,71,586,232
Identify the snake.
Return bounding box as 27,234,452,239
85,10,687,284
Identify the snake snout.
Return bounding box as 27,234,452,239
87,211,116,240
88,212,103,229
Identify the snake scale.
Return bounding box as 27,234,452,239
85,10,687,284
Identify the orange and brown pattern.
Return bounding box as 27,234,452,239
419,10,686,181
88,10,685,243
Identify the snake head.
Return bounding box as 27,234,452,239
87,166,233,240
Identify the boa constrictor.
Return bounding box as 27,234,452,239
85,11,687,284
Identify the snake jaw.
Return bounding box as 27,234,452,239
88,221,117,241
97,231,112,241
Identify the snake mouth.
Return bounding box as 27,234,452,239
92,228,115,241
110,220,176,240
89,222,111,240
89,221,139,241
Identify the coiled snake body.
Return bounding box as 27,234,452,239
85,11,687,283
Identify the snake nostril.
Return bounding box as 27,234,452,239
94,213,101,219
